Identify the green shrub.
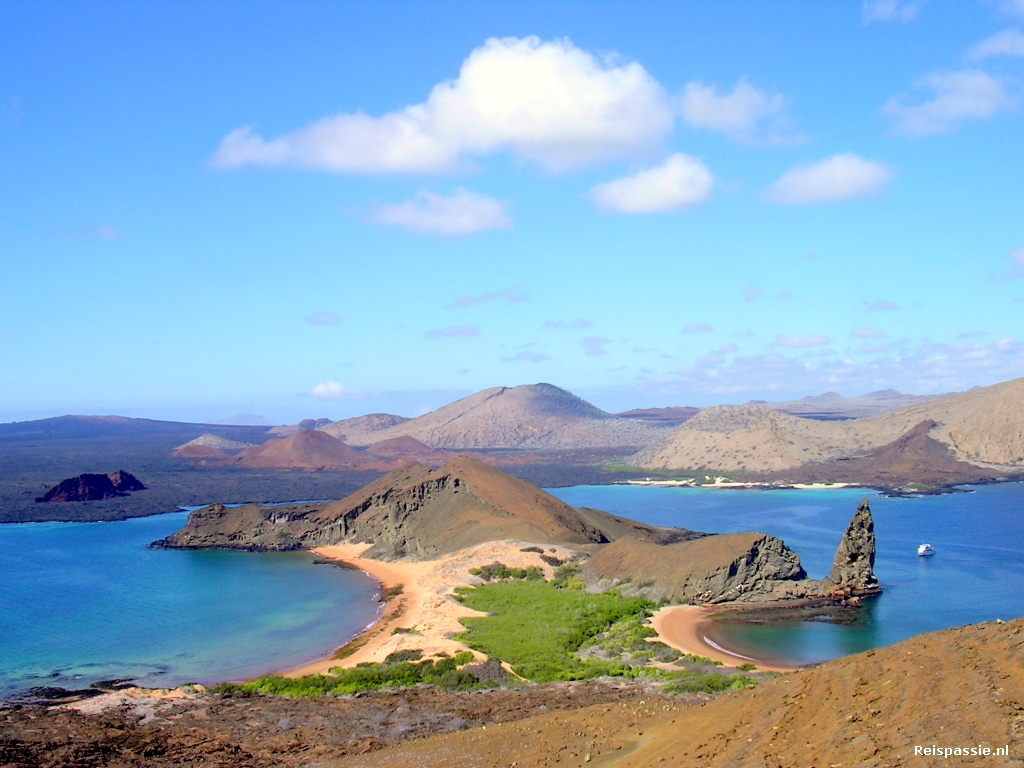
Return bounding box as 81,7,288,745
239,650,495,698
469,562,546,582
455,579,656,682
551,561,584,590
660,670,758,694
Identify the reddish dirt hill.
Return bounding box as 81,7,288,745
364,435,453,464
232,431,366,470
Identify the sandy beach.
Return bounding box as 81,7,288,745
649,605,797,673
280,542,796,679
281,540,577,677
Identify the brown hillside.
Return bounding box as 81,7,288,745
318,413,411,442
636,375,1024,473
339,617,1024,767
769,419,1006,487
364,435,453,464
582,532,813,603
634,405,872,472
328,384,672,450
232,431,366,469
157,456,697,558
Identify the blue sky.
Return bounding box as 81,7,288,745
2,1,1023,424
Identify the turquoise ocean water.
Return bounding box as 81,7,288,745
550,483,1024,666
0,511,380,699
3,483,1022,696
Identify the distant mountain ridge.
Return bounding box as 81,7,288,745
752,388,954,421
318,384,672,451
636,375,1024,474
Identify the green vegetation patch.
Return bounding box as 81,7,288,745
660,669,758,694
468,561,544,582
226,650,491,698
454,579,655,682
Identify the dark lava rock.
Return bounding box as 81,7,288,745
821,499,881,598
35,470,146,503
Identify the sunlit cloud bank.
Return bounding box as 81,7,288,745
590,153,714,213
367,189,512,236
767,154,893,203
212,37,674,174
883,70,1015,136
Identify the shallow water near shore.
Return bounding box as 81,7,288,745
0,511,380,700
3,483,1023,697
550,482,1024,666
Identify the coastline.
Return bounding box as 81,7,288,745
649,605,798,674
279,540,578,678
619,479,853,490
278,542,796,680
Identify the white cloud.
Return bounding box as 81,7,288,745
306,311,342,326
766,153,893,204
866,299,901,311
543,319,591,330
582,337,611,356
590,153,713,213
968,28,1024,60
451,287,527,307
853,327,887,339
682,322,714,333
680,79,795,143
425,325,479,339
367,189,511,236
774,334,830,348
882,70,1015,136
310,381,361,399
502,351,551,363
862,0,928,24
212,36,674,174
1004,0,1024,18
995,246,1024,279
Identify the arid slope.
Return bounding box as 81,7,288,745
637,375,1024,473
322,384,671,450
338,617,1024,767
158,455,698,558
231,431,366,469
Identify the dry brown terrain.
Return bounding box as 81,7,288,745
320,384,671,450
637,375,1024,473
767,419,1006,488
0,680,675,768
318,413,412,443
581,531,813,604
157,456,699,556
335,617,1024,767
232,431,367,469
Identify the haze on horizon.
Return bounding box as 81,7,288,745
2,1,1023,425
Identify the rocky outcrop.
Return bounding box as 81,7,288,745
820,499,881,598
36,470,146,503
583,499,882,606
155,456,697,558
583,532,814,604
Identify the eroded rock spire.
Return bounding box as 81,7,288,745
822,498,881,598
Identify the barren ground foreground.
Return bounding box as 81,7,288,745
4,618,1023,767
334,617,1024,767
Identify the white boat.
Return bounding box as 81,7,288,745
917,543,936,557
